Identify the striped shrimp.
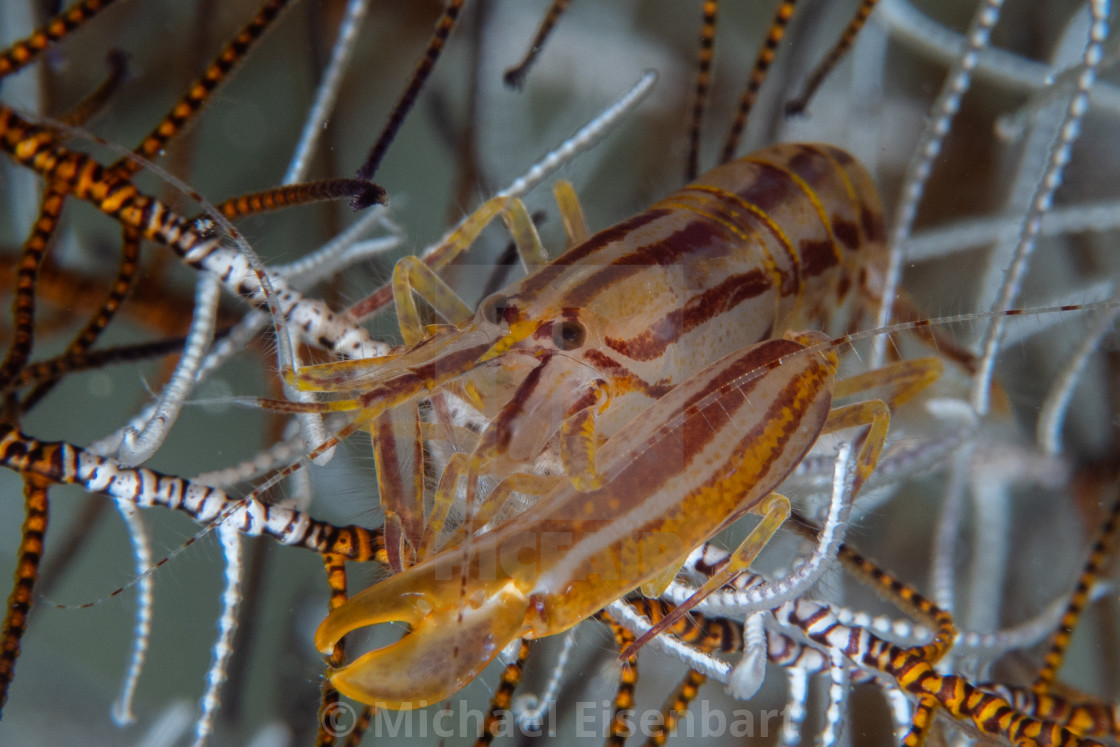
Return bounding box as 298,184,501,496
2,1,1118,743
282,141,890,572
287,141,957,708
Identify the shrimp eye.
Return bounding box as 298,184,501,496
552,320,586,350
479,294,514,325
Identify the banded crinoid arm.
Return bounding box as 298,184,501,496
0,2,1116,744
0,423,383,563
773,596,1104,747
0,0,120,79
977,684,1120,742
0,106,386,360
1,0,390,373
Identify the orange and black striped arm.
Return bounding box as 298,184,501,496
0,474,49,717
340,709,374,747
318,556,348,747
1034,491,1120,691
356,0,464,180
0,252,225,344
625,561,885,680
836,543,957,664
625,595,743,654
12,34,143,403
0,183,68,390
788,510,958,664
502,0,572,90
626,589,882,679
315,554,375,747
980,683,1120,740
720,0,799,164
601,610,639,747
211,178,386,221
0,423,385,564
20,226,142,412
0,106,380,359
0,0,120,80
644,668,708,747
785,0,882,116
476,640,531,747
685,0,720,181
620,590,885,746
776,596,1104,747
3,45,132,400
11,332,211,393
110,0,294,179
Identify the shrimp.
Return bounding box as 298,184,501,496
304,142,951,709
283,143,888,571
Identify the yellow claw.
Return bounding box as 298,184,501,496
314,554,530,710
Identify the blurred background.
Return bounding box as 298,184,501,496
1,0,1118,744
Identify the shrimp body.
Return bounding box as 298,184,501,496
315,334,837,708
308,143,891,708
298,143,885,555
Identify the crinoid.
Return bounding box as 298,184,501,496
1,1,1118,745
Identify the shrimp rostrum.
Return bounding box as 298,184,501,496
298,143,940,707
